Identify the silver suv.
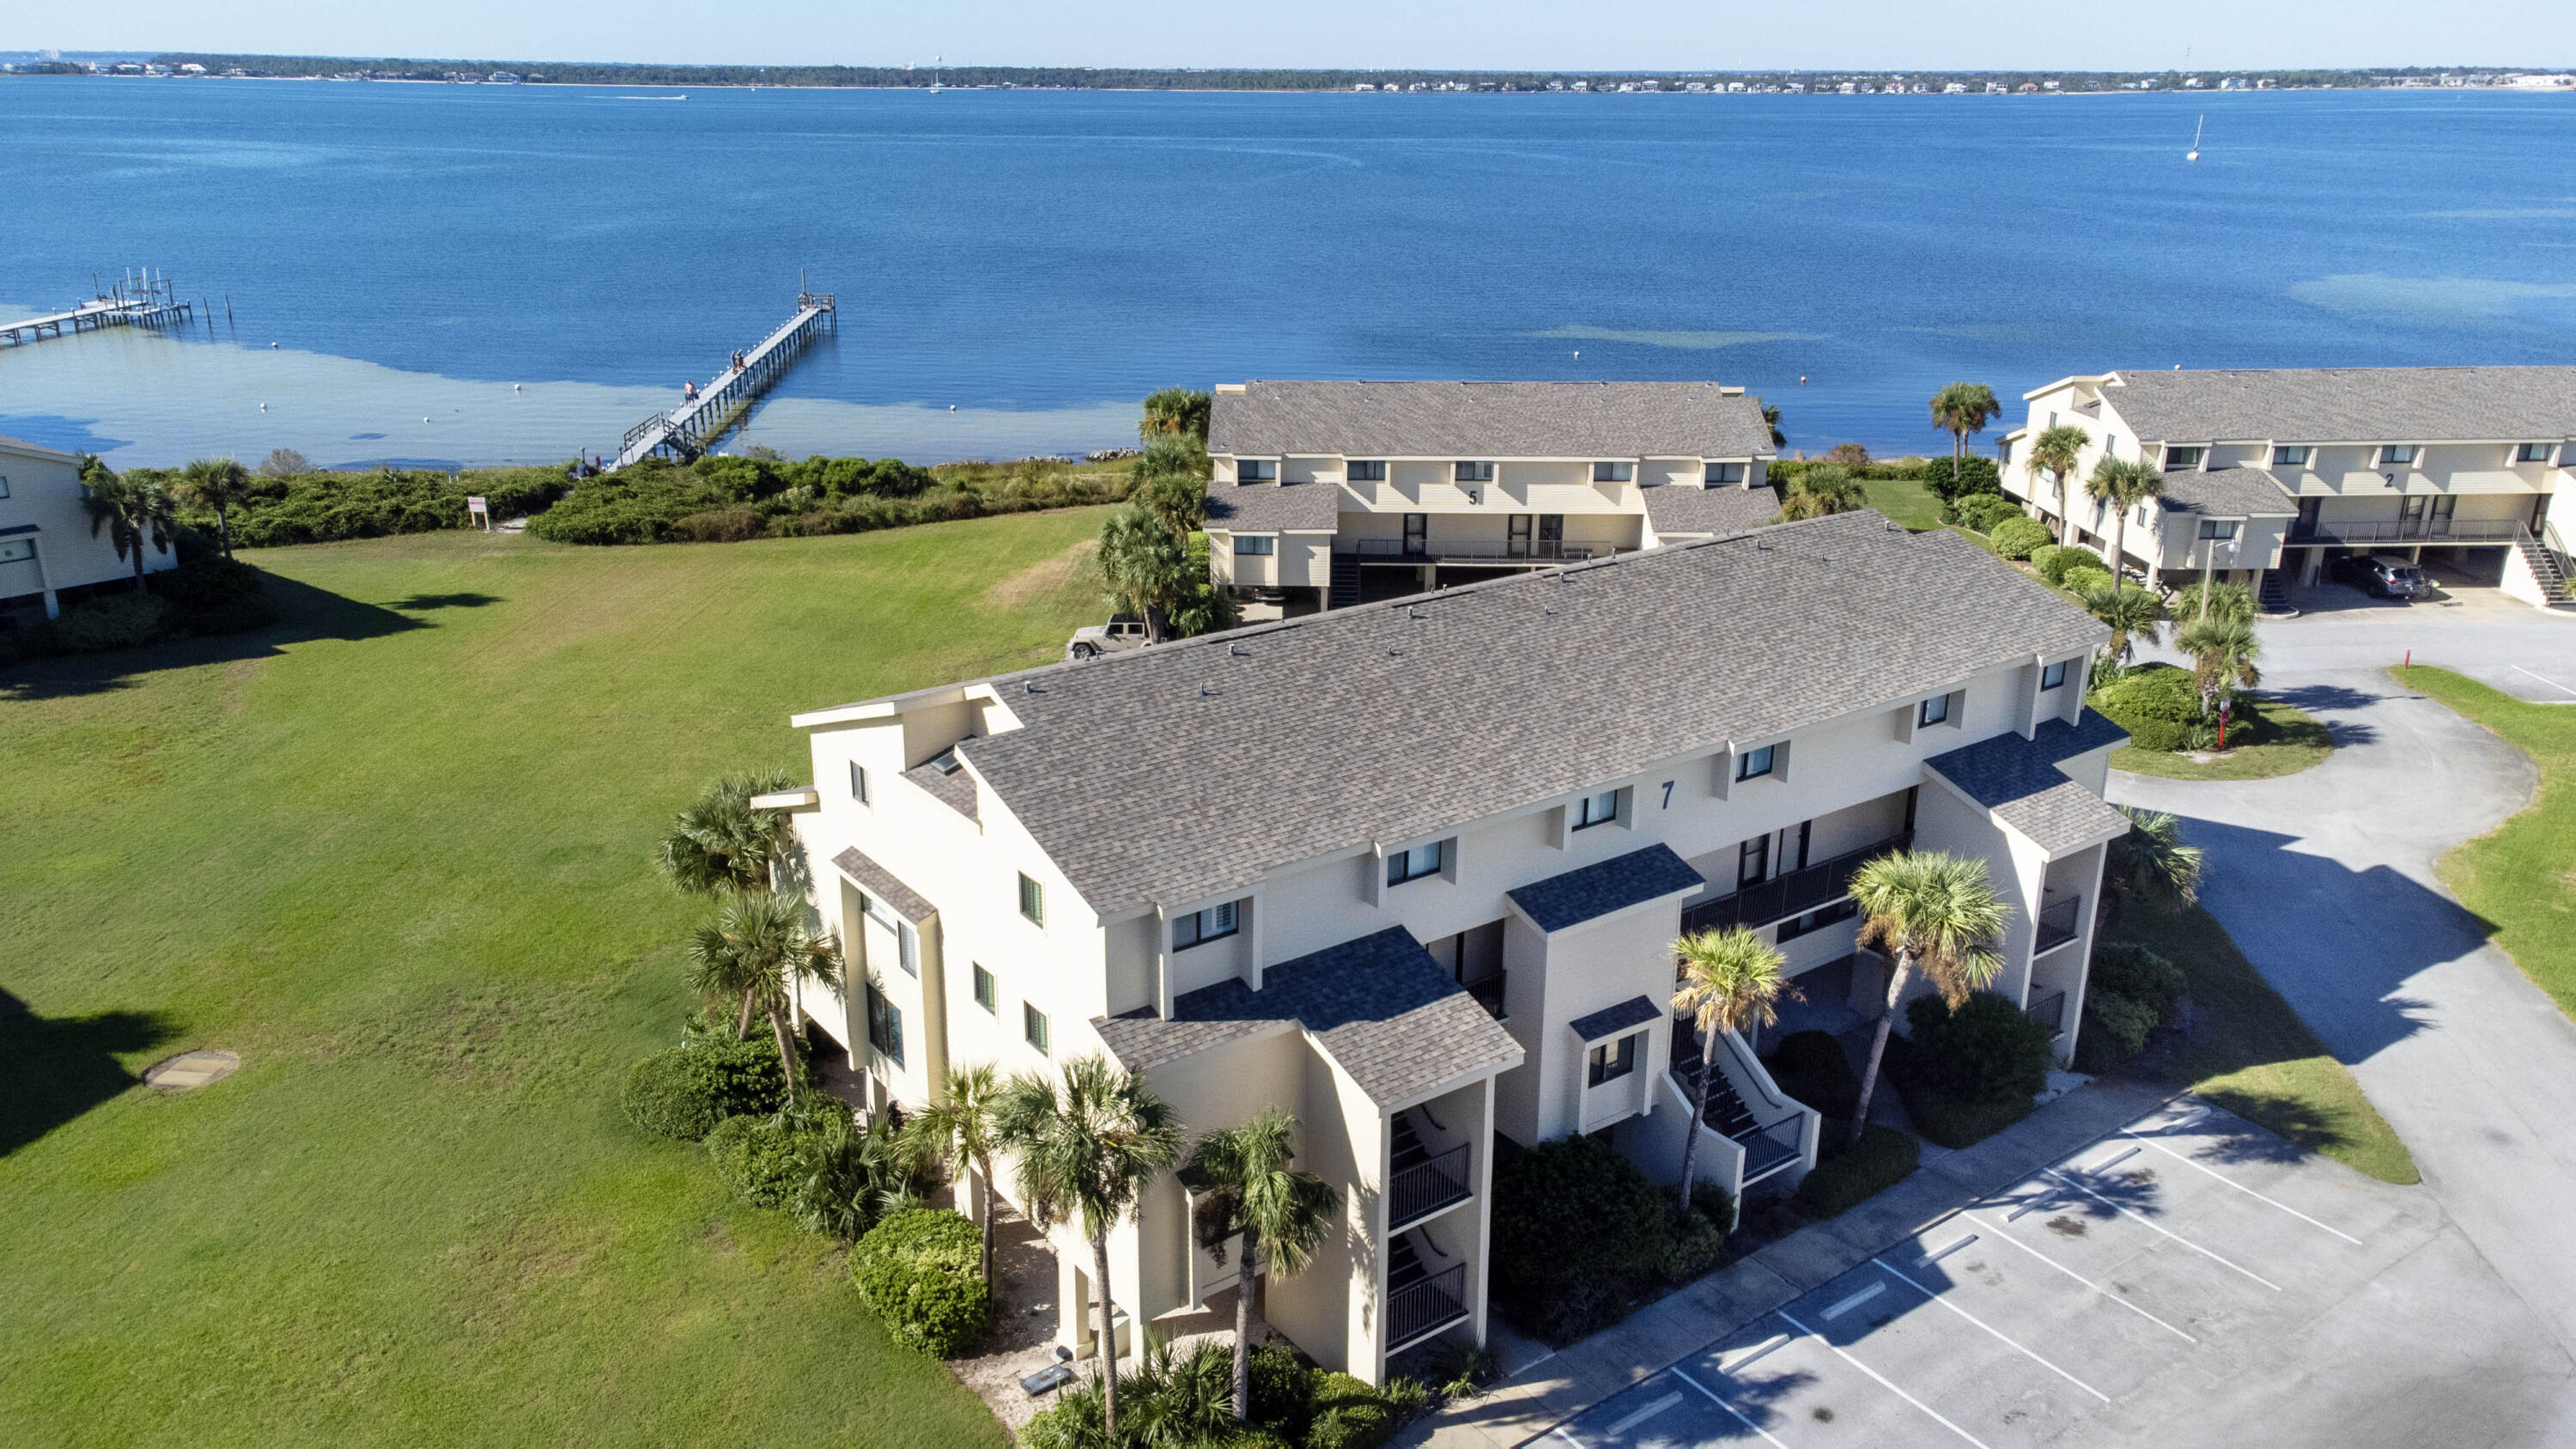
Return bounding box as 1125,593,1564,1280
1066,614,1150,661
2341,553,2431,600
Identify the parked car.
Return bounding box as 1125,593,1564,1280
2333,552,2431,600
1066,614,1150,661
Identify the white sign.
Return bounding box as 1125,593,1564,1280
465,496,491,530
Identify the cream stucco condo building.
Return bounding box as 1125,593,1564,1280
0,433,173,623
1203,381,1780,612
767,508,2125,1385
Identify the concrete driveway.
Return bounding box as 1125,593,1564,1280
2115,601,2576,1426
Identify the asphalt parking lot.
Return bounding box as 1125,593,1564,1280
1539,1100,2570,1449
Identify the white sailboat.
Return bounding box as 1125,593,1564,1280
2186,114,2203,162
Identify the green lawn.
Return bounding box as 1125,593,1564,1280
2108,692,2336,782
2110,896,2418,1184
1,514,1113,1447
2392,665,2576,1020
1859,473,1943,531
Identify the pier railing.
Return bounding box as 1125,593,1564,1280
608,294,838,469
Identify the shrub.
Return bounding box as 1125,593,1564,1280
670,508,767,543
2038,545,2095,586
2076,990,2161,1072
1489,1132,1728,1343
2092,942,2189,1027
179,465,568,547
2057,562,2114,596
791,1110,927,1241
1764,1030,1861,1118
2029,542,2063,578
1796,1123,1919,1216
1306,1372,1399,1449
150,556,280,636
1989,515,2051,559
851,1209,992,1357
620,1032,786,1140
1247,1340,1316,1436
704,1111,816,1206
526,453,1131,546
2091,663,2215,753
1905,991,2054,1105
1956,495,2020,533
51,594,172,652
1923,454,2002,508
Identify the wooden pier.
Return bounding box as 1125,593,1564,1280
1,271,197,347
611,291,837,470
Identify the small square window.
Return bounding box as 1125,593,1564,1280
1735,744,1774,782
1172,900,1241,951
0,539,31,565
2196,518,2239,539
1705,462,1747,485
1018,872,1044,925
849,760,870,804
2379,444,2419,466
1387,840,1445,886
2271,445,2311,467
896,921,920,977
1453,461,1495,483
1239,459,1278,482
1232,535,1276,557
1586,1032,1638,1087
1591,461,1634,483
2516,442,2553,464
1348,460,1387,482
1573,789,1619,830
1918,694,1952,728
2163,445,2205,472
1024,1003,1051,1055
2041,661,2069,691
973,964,997,1014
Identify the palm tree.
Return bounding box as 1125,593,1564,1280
2079,580,2168,668
175,456,257,559
1779,463,1865,521
1761,402,1786,447
2174,616,2262,721
1182,1107,1340,1422
78,458,176,594
1929,382,2002,496
996,1056,1182,1441
2026,424,2088,539
2110,806,2204,908
659,771,799,898
1669,927,1792,1215
1139,387,1212,442
2082,455,2164,580
1847,851,2009,1147
2180,578,2256,626
902,1063,1011,1286
685,889,842,1080
1096,502,1194,643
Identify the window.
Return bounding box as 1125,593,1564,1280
1387,839,1445,886
1738,834,1771,887
0,474,10,498
1454,461,1495,483
1024,1003,1051,1055
2163,445,2205,472
1918,694,1951,728
2041,660,2069,691
1233,534,1276,556
1705,462,1747,486
896,920,919,977
1587,1032,1639,1087
1018,872,1044,925
848,760,870,804
973,964,997,1013
1572,788,1619,831
1239,459,1278,483
2196,518,2240,539
1591,461,1633,483
2271,445,2311,467
866,986,906,1069
1171,900,1240,950
2517,442,2554,464
928,746,963,776
1348,460,1387,482
0,539,30,565
1735,744,1775,782
2379,444,2419,466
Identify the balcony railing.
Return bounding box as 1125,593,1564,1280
2026,989,2069,1034
1340,539,1598,564
1461,970,1506,1020
2287,518,2526,545
1387,1263,1468,1351
1681,831,1911,936
2033,896,2082,956
1388,1142,1473,1231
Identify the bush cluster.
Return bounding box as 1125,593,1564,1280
1022,1339,1425,1449
2090,662,2215,753
1953,495,2021,533
1763,1031,1861,1119
1878,991,2055,1149
1796,1123,1922,1217
527,454,1128,545
0,557,282,669
620,1029,787,1140
704,1111,817,1208
1987,515,2051,559
851,1209,992,1357
2076,942,2192,1073
1490,1132,1729,1343
160,465,569,548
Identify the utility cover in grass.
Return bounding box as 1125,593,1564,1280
142,1050,239,1092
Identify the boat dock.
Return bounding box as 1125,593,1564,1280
611,290,837,469
1,271,198,347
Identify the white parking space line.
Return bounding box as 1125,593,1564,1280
1820,1281,1886,1321
2041,1167,2285,1291
2121,1131,2366,1245
2512,663,2576,699
1605,1391,1685,1436
1874,1257,2112,1403
1670,1367,1794,1449
1968,1211,2199,1343
1777,1308,1997,1449
1552,1425,1588,1447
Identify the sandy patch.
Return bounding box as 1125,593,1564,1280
982,539,1097,612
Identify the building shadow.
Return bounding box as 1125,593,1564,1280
1,571,432,703
0,988,179,1158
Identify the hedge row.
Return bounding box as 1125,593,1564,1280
1796,1123,1921,1217
528,459,1129,545
851,1209,992,1357
156,466,570,548
1490,1131,1728,1344
0,555,280,668
2076,942,2191,1073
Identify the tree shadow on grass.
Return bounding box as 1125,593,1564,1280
0,988,180,1157
386,591,502,612
1,571,428,703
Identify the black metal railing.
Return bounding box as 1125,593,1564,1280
1462,970,1506,1020
1343,539,1598,563
2026,989,2069,1032
1387,1263,1467,1349
1388,1142,1472,1230
1681,831,1911,936
2287,518,2523,545
2034,896,2082,956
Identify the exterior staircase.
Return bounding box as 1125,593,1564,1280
2258,568,2297,615
1329,554,1362,608
2516,529,2571,603
1669,1027,1803,1187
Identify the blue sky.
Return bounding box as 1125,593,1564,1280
21,1,2574,70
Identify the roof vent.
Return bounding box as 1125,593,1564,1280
1228,642,1247,656
929,747,963,775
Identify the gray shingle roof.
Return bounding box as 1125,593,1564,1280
1091,927,1522,1106
1210,381,1778,460
1640,484,1783,539
1507,844,1707,934
934,511,2105,916
2102,367,2576,444
2154,466,2299,518
1924,710,2133,855
905,758,980,824
1204,480,1341,533
831,847,936,922
1568,995,1662,1043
